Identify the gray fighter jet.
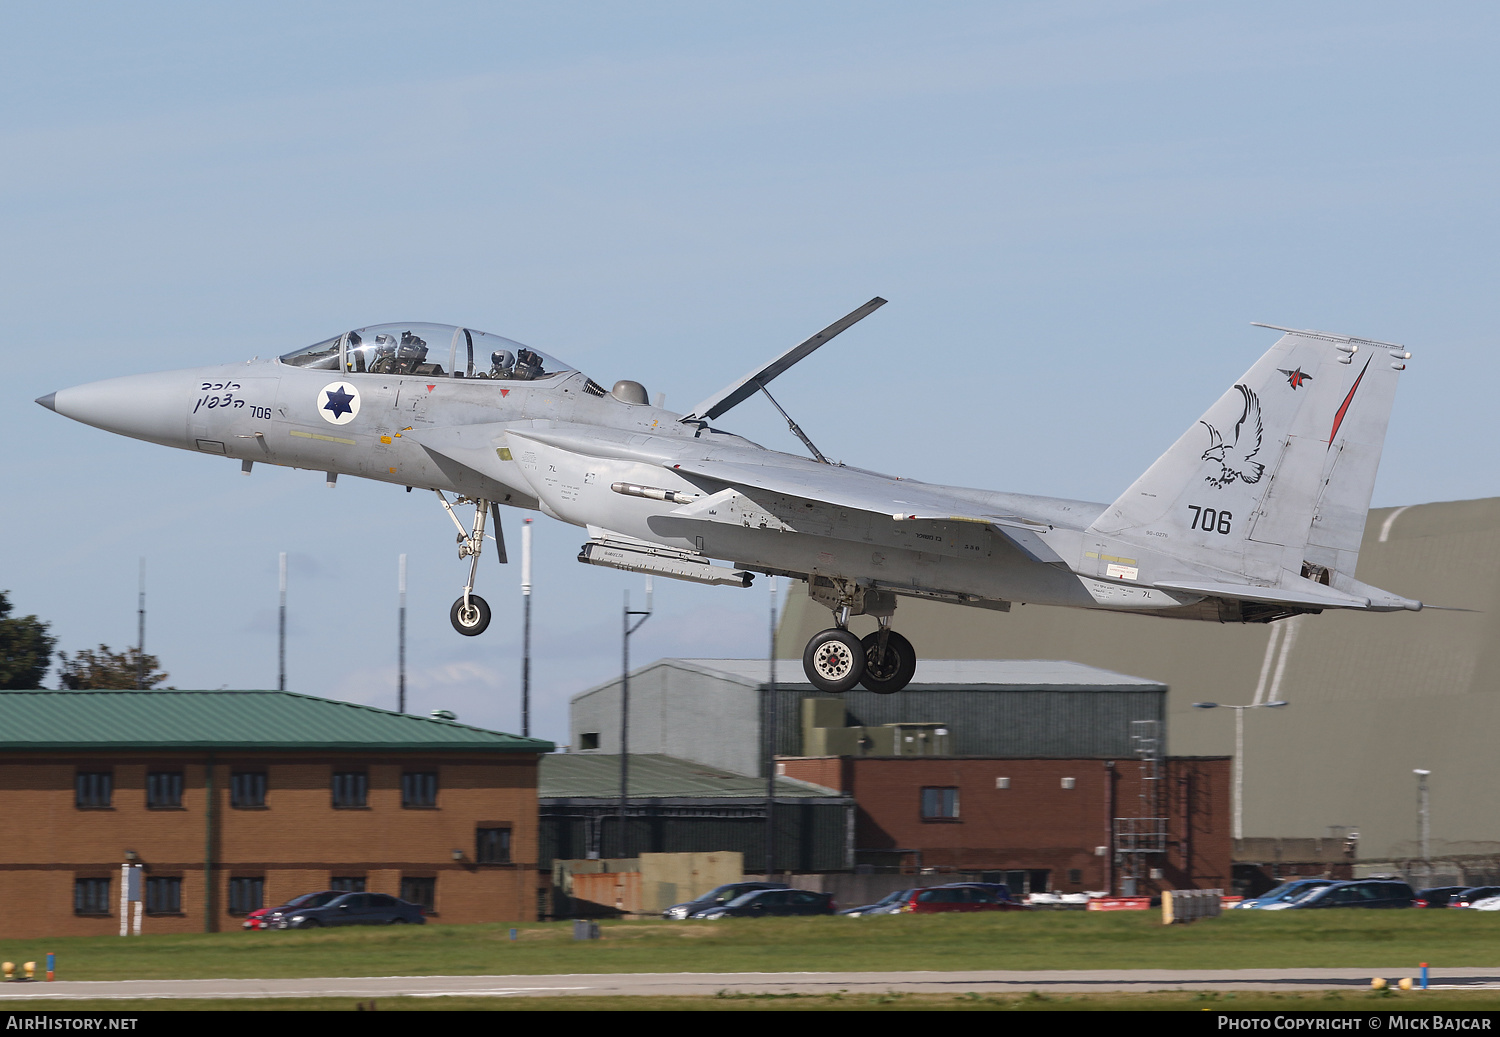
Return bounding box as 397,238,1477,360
36,301,1422,694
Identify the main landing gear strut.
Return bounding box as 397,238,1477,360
436,491,506,636
800,578,917,695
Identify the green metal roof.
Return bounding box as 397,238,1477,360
540,753,842,800
0,690,553,753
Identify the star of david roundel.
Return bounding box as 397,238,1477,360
318,381,361,425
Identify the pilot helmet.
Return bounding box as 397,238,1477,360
491,350,515,370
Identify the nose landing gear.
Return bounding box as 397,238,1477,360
799,579,917,695
436,491,506,636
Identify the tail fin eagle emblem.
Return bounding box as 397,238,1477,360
1200,384,1264,488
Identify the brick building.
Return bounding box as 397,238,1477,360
778,755,1231,895
0,690,552,938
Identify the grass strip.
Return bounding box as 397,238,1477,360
2,990,1500,1012
0,911,1495,982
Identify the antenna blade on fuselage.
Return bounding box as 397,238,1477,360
682,297,887,422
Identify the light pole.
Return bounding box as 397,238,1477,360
1192,700,1289,841
397,554,407,713
521,519,532,738
277,552,287,692
1414,769,1431,874
136,558,146,690
618,579,652,857
765,576,777,880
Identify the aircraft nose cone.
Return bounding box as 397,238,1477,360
35,392,56,412
48,373,193,447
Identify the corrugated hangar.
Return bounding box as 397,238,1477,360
779,497,1500,867
570,658,1169,775
568,659,1230,895
538,752,851,872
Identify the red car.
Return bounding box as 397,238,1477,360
895,885,1029,914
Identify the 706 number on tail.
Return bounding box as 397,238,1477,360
1187,505,1232,535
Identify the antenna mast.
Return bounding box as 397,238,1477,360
136,558,146,689
278,552,287,692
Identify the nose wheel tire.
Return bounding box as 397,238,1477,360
450,595,492,636
802,628,865,693
860,630,916,694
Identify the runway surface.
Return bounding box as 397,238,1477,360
1,968,1498,1001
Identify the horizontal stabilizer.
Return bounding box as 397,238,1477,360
1153,578,1372,610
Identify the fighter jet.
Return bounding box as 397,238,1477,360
36,301,1422,694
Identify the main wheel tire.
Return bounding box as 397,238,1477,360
450,594,492,636
802,628,865,693
859,630,917,694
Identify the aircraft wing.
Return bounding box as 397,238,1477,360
682,298,887,422
665,457,1069,566
502,424,1068,566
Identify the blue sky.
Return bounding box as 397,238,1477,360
3,2,1496,741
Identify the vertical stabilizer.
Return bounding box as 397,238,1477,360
1089,326,1410,584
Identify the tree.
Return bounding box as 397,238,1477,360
57,645,169,690
0,591,56,689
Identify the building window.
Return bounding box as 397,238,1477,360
146,772,183,809
579,732,600,750
74,878,110,915
1068,869,1083,886
228,877,264,915
146,877,182,915
401,772,438,808
76,772,112,809
331,772,367,808
400,877,436,910
231,772,267,808
476,827,511,864
330,876,366,893
920,787,960,820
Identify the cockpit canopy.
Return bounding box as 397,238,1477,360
278,323,575,382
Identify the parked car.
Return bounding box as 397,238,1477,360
1413,886,1469,908
1467,895,1500,912
661,882,789,920
1449,886,1500,909
694,888,836,919
838,889,915,916
1269,880,1415,910
268,892,426,928
942,882,1018,902
1235,879,1335,909
243,890,343,930
892,885,1029,914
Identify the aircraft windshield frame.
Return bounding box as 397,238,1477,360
278,323,575,382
